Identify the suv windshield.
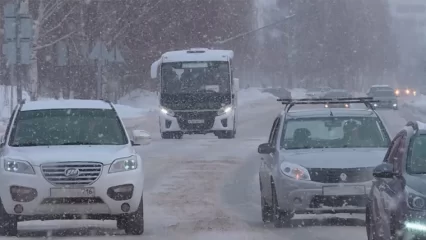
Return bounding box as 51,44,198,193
407,135,426,174
9,109,128,146
281,116,390,149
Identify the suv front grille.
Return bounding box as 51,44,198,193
307,167,374,183
41,162,103,186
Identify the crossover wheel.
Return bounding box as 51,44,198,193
271,184,293,228
0,200,17,236
123,197,144,235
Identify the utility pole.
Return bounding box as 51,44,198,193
15,0,22,102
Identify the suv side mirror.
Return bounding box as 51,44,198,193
258,143,275,154
373,163,395,178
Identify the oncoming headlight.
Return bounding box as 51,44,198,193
324,104,329,108
280,162,311,181
4,159,35,174
217,105,232,116
395,89,400,95
160,106,174,116
109,156,138,173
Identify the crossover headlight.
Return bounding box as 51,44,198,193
109,156,138,173
406,187,426,210
406,89,410,95
160,106,174,117
4,159,35,174
217,105,232,116
280,162,311,181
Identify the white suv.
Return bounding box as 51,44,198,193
0,99,151,236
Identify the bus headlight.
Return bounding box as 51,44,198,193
217,105,232,116
160,106,175,117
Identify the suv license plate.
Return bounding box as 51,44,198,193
322,186,365,196
50,188,95,198
188,119,204,124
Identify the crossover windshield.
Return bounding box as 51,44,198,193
9,109,128,146
407,135,426,174
161,61,230,94
281,117,390,149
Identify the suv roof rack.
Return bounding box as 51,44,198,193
277,97,379,113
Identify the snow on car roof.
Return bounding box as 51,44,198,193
161,49,234,63
287,108,375,118
21,99,113,111
371,85,391,87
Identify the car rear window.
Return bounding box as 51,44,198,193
281,116,390,150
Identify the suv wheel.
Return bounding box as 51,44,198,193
259,178,272,223
0,200,17,236
123,197,144,235
271,184,293,228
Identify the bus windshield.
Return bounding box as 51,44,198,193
161,61,230,94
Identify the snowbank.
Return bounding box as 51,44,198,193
291,88,307,99
401,95,426,115
238,88,276,105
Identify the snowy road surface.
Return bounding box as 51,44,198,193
7,97,417,240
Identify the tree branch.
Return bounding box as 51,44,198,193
42,5,78,36
34,30,76,50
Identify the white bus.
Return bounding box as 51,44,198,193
150,48,239,139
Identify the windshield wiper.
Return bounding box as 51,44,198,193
60,142,103,145
11,143,50,147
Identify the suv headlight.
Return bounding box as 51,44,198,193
160,106,174,117
217,105,232,116
280,162,311,181
109,156,138,173
4,159,35,174
406,187,426,210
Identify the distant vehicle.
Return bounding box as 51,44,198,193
305,87,332,98
394,87,417,97
323,90,352,108
366,121,426,240
150,48,239,139
366,85,394,96
263,87,292,99
259,98,391,228
370,89,398,110
0,99,151,236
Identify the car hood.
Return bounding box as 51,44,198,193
3,145,135,166
280,148,387,168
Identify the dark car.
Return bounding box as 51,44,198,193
370,90,398,110
323,90,352,108
366,121,426,240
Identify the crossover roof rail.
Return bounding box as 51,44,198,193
277,97,380,113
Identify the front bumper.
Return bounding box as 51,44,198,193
275,177,371,214
0,165,144,218
159,110,235,134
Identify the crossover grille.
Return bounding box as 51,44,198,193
41,162,103,186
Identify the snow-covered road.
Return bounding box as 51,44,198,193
6,96,418,240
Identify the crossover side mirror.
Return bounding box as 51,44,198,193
258,143,275,154
373,163,395,178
